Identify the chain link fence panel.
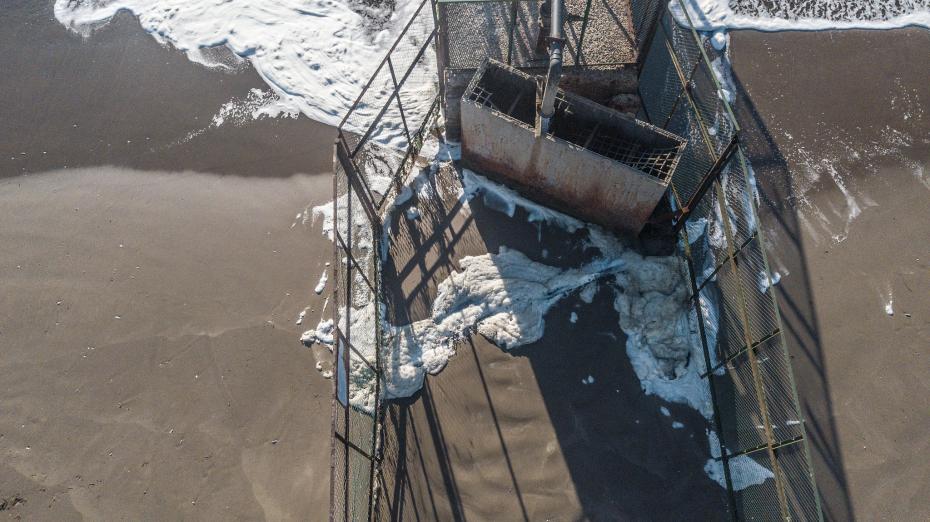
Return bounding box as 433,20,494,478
437,0,646,70
639,1,823,519
330,0,441,519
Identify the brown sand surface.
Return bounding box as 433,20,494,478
730,28,930,521
1,2,335,520
377,165,729,520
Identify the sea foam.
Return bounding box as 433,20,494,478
53,0,927,146
54,0,436,147
673,0,930,31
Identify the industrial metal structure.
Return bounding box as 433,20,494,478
329,0,823,519
435,0,658,139
460,59,683,234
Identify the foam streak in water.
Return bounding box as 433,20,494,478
54,0,435,147
672,0,930,31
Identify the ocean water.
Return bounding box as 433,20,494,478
54,0,929,138
731,0,929,23
54,0,435,147
675,0,930,30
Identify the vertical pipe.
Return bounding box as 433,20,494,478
538,0,564,133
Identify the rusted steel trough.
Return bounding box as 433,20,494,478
460,60,685,236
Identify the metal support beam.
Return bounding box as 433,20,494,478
672,135,739,233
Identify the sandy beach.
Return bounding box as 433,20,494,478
2,0,929,519
1,2,335,519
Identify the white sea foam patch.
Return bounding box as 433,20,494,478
672,0,930,31
381,244,710,415
177,88,299,144
704,429,775,491
54,0,436,147
306,148,728,483
308,166,713,420
212,88,300,126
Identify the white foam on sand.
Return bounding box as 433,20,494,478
308,159,714,419
177,88,299,144
672,0,930,32
884,287,895,316
704,430,775,491
54,0,436,148
314,269,328,295
383,246,612,397
301,317,334,346
307,145,727,483
372,169,714,418
306,144,741,489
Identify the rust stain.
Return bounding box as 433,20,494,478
460,94,668,237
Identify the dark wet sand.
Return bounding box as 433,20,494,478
0,1,334,178
730,28,930,521
1,2,335,520
379,166,728,520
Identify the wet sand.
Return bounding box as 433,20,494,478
378,166,728,520
730,28,930,520
1,2,335,520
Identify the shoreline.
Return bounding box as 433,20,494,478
1,1,335,179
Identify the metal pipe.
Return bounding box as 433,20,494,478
538,0,564,133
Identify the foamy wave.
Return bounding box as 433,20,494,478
54,0,434,146
673,0,930,31
54,0,926,148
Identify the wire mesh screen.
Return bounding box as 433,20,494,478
638,1,822,520
437,0,652,70
330,0,441,519
439,1,524,69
